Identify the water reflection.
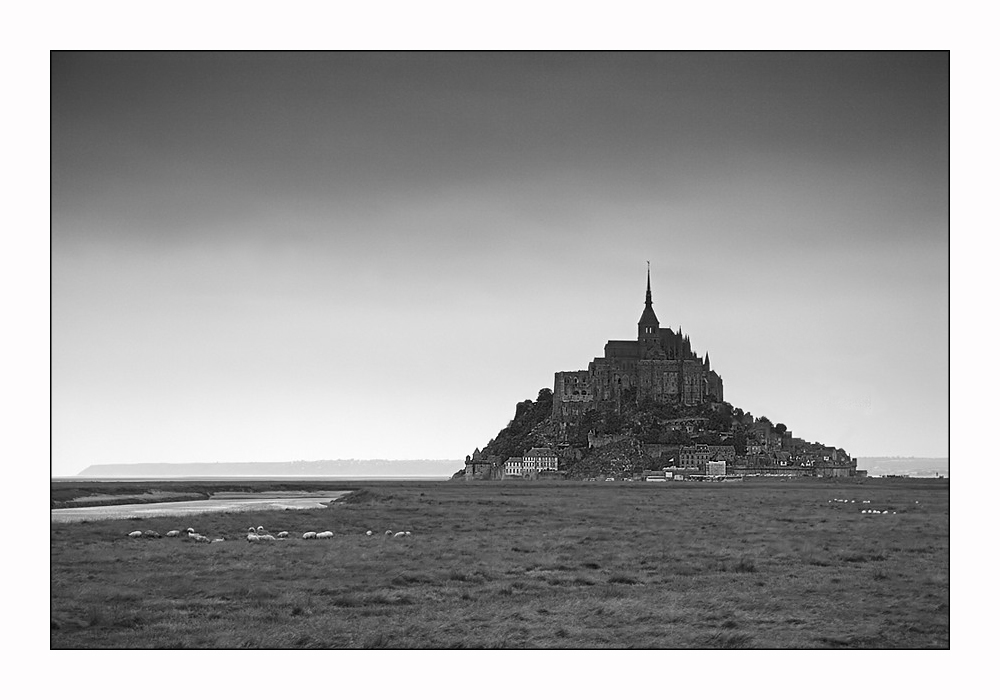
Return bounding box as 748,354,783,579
51,492,351,523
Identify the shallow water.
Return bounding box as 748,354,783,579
50,492,351,523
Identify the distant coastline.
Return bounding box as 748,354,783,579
74,459,463,480
856,456,949,478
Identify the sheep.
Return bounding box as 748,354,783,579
393,531,408,538
248,527,257,533
165,530,180,537
316,531,333,539
302,531,317,539
276,531,289,539
366,530,373,536
212,538,225,543
384,530,393,536
128,530,143,538
258,534,277,541
142,530,161,538
256,526,266,535
247,533,260,543
190,534,210,543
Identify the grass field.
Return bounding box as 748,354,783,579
50,479,948,649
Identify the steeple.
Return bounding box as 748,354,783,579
638,263,660,358
645,264,653,307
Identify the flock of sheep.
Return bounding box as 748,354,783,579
127,527,223,542
828,497,912,515
127,525,413,542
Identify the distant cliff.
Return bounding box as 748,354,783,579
79,459,463,479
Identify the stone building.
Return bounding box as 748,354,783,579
524,447,559,471
679,444,737,469
554,270,724,427
464,448,502,481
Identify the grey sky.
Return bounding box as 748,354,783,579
51,51,948,475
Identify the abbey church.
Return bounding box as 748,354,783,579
553,270,724,426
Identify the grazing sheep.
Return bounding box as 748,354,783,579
128,530,143,538
393,531,407,538
276,531,289,539
142,530,161,538
165,530,180,537
366,530,373,536
247,533,260,543
316,531,333,539
190,534,210,543
302,531,317,539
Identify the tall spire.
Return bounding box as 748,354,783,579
645,261,652,308
637,262,660,355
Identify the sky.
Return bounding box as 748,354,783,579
50,51,949,476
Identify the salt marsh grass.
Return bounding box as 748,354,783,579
50,479,948,648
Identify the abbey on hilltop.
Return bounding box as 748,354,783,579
553,268,723,427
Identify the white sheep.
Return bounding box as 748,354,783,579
212,538,225,543
316,531,333,539
142,529,161,538
384,530,393,536
302,531,317,539
259,534,277,541
393,531,408,538
190,534,210,543
276,531,289,539
366,530,373,536
128,530,143,538
247,533,260,543
165,530,180,537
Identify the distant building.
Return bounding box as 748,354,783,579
554,270,723,427
706,460,727,476
679,444,736,469
524,447,558,471
503,457,525,478
464,448,502,481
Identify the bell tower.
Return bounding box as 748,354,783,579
637,263,661,359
